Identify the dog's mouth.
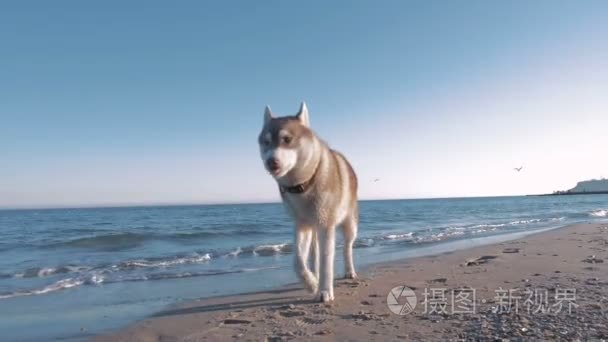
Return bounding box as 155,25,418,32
268,167,283,177
266,159,283,176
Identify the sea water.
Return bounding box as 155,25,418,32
1,195,607,341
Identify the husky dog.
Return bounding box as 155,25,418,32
258,102,358,302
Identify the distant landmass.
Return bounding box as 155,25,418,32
540,178,608,196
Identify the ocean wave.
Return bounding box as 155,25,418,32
52,232,149,251
508,219,542,225
354,238,375,248
413,230,466,244
590,209,608,217
13,265,91,279
113,269,255,283
226,247,242,257
169,229,268,240
0,277,85,300
253,243,292,256
46,229,271,251
470,223,506,229
117,253,212,269
0,266,281,300
383,232,414,240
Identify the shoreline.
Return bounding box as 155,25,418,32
93,222,608,341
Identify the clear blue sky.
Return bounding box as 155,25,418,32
1,1,607,208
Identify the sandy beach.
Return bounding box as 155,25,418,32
93,222,608,341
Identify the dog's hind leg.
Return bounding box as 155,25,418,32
294,226,318,293
342,215,358,279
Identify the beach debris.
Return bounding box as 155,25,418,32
429,277,448,284
502,248,520,253
296,317,328,327
223,319,252,325
464,255,498,266
351,310,377,321
360,300,373,305
582,255,604,264
279,310,306,317
315,328,332,335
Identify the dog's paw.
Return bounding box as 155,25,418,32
317,290,334,303
344,271,358,280
304,276,319,294
311,283,319,295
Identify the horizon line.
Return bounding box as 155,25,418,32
0,193,539,211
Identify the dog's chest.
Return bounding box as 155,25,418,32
281,190,341,227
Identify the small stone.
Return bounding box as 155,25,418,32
279,310,306,317
316,329,332,335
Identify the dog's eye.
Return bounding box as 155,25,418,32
282,136,292,144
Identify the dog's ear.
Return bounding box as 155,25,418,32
264,105,273,125
296,102,310,127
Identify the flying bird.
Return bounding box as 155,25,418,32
513,166,523,172
374,178,380,182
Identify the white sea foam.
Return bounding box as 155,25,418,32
354,238,375,247
38,267,57,277
383,232,414,240
509,219,542,225
122,253,212,268
226,247,242,257
471,223,506,229
86,273,105,285
0,278,85,300
590,209,608,217
253,243,290,256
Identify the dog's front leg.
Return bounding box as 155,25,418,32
311,229,320,286
294,225,318,293
317,226,336,302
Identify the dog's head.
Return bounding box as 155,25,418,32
258,102,316,179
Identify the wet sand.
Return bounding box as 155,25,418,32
93,223,608,341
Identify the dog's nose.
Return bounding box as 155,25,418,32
266,158,280,171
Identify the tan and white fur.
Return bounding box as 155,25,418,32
258,102,358,302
